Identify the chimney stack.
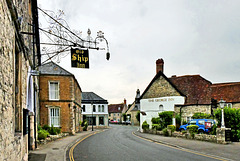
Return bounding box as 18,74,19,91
156,58,164,74
124,98,127,105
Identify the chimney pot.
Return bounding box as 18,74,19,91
156,58,164,74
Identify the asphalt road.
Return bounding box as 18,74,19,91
68,125,226,161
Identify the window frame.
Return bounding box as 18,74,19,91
49,107,60,127
49,81,60,100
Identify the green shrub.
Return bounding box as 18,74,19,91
151,117,160,124
162,128,169,136
192,112,212,119
167,125,176,133
159,111,173,128
214,107,240,141
42,125,50,131
209,124,217,135
187,125,199,138
182,120,187,125
142,121,149,130
83,121,88,131
38,129,49,140
175,114,181,130
47,125,61,135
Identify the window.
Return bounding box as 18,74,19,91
82,105,85,112
118,113,119,116
226,103,232,108
99,116,104,125
98,105,101,112
109,113,111,116
187,117,191,123
114,113,115,116
86,116,96,125
198,120,205,125
189,120,196,125
49,82,59,100
93,105,96,112
50,108,60,127
102,105,104,112
159,105,163,111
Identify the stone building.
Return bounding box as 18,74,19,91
126,89,141,126
139,58,240,131
39,62,82,134
81,92,108,128
0,0,41,160
108,99,128,123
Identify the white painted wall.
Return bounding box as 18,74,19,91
140,96,185,132
82,103,108,115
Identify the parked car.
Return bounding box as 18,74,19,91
179,119,215,134
122,120,131,125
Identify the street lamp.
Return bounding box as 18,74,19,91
91,102,94,131
219,98,225,128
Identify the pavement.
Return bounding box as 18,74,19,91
29,128,240,161
134,131,240,161
28,130,98,161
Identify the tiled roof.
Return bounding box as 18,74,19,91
39,61,73,76
82,92,108,104
169,75,212,105
211,82,240,103
108,104,124,113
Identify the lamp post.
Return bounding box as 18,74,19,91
91,102,94,131
219,98,225,128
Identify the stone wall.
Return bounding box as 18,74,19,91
0,0,34,160
175,105,211,122
142,76,181,99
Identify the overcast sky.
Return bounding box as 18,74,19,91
38,0,240,104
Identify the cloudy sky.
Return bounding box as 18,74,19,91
38,0,240,104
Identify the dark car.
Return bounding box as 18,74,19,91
179,119,215,134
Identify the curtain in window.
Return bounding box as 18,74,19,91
50,82,59,100
50,108,60,127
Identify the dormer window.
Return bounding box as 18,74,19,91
118,107,121,111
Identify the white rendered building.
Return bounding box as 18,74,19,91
81,92,109,128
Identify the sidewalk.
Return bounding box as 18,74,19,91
28,130,97,161
134,131,240,161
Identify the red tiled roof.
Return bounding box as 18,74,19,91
108,104,124,113
211,82,240,102
169,75,212,105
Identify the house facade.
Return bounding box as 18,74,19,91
0,0,41,160
140,58,240,131
81,92,108,128
39,62,82,134
108,99,128,123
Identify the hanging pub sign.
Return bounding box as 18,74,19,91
71,48,89,68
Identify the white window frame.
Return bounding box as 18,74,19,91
49,107,60,127
226,103,232,108
49,81,60,100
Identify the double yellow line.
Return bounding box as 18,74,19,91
69,131,102,161
132,132,230,161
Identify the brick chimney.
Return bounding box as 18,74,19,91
124,98,127,105
156,58,164,74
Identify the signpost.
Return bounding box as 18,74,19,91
71,48,89,68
